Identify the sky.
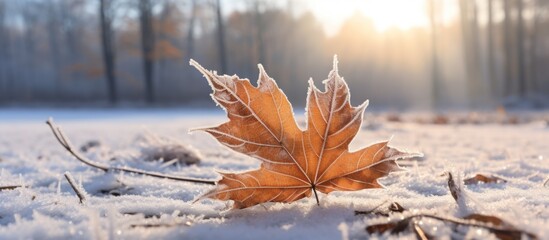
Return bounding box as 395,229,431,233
223,0,461,36
305,0,430,34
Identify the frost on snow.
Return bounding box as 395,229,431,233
0,109,548,239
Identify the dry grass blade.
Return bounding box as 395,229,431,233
411,219,430,240
46,118,216,185
64,171,87,204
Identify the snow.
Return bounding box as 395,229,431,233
0,109,548,239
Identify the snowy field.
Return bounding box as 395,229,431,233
0,109,548,239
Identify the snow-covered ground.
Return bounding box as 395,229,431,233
0,109,548,239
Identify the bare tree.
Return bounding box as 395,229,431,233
503,0,515,97
47,1,61,84
0,0,6,100
459,0,484,107
428,0,440,109
516,0,526,97
186,0,197,59
139,0,155,103
487,0,497,98
21,2,40,101
253,0,266,65
60,1,81,68
529,0,541,95
215,0,227,73
100,0,117,103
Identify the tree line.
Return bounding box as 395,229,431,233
0,0,547,109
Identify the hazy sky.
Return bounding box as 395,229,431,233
223,0,460,36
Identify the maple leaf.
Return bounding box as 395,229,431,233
190,56,419,209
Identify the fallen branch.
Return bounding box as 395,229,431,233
47,118,216,185
368,213,537,239
0,185,21,191
418,214,535,239
64,171,87,204
543,177,549,187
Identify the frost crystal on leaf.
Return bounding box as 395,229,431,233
190,56,420,209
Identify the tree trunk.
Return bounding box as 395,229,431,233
139,0,155,103
428,0,440,109
61,2,80,68
503,0,515,97
516,0,526,97
100,0,117,104
215,0,227,73
22,7,38,102
47,1,61,85
458,0,483,107
254,1,266,65
529,0,540,95
0,1,6,101
186,0,196,60
487,0,497,99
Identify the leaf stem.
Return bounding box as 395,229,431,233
312,185,320,206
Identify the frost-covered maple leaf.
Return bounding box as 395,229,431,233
190,56,419,209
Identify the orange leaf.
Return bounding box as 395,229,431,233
190,56,420,209
464,173,507,185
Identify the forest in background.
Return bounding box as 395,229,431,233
0,0,548,110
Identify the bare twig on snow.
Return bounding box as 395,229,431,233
64,171,87,204
47,118,216,185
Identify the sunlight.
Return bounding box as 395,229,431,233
364,0,428,31
309,0,429,34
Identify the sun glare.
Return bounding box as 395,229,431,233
309,0,429,35
365,0,428,31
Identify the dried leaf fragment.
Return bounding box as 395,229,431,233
447,172,462,202
464,173,507,185
190,56,420,209
355,201,405,216
366,219,410,235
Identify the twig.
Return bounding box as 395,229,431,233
64,171,87,204
411,219,429,240
47,118,216,185
543,177,549,187
402,214,535,239
0,185,22,191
